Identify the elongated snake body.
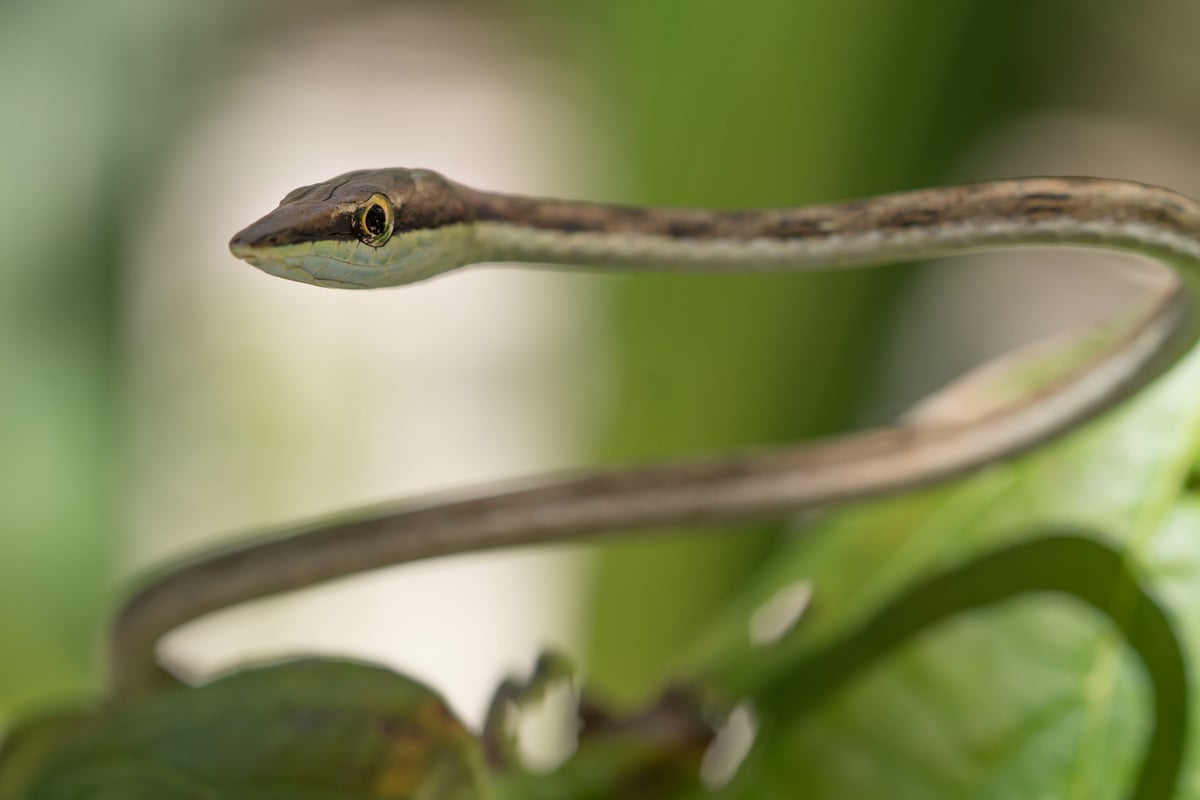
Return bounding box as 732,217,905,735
109,169,1200,700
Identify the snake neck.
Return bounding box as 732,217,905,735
455,177,1200,271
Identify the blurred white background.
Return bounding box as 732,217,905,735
124,7,617,724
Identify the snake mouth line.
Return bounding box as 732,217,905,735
287,262,365,289
232,245,367,289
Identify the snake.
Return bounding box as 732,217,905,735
109,167,1200,700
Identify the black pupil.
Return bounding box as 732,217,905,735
364,204,387,236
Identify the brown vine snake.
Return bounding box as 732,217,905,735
109,168,1200,701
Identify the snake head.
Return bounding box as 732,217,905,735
229,168,480,288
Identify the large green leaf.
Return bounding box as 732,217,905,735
727,534,1187,800
679,346,1200,798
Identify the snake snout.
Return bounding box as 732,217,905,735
229,217,287,255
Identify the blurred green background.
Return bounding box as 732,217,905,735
2,0,1199,748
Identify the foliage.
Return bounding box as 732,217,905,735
7,351,1200,798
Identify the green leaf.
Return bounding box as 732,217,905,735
680,347,1200,799
729,534,1186,800
20,660,489,800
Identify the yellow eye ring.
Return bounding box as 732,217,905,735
357,193,394,247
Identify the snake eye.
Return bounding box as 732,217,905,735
357,193,394,247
